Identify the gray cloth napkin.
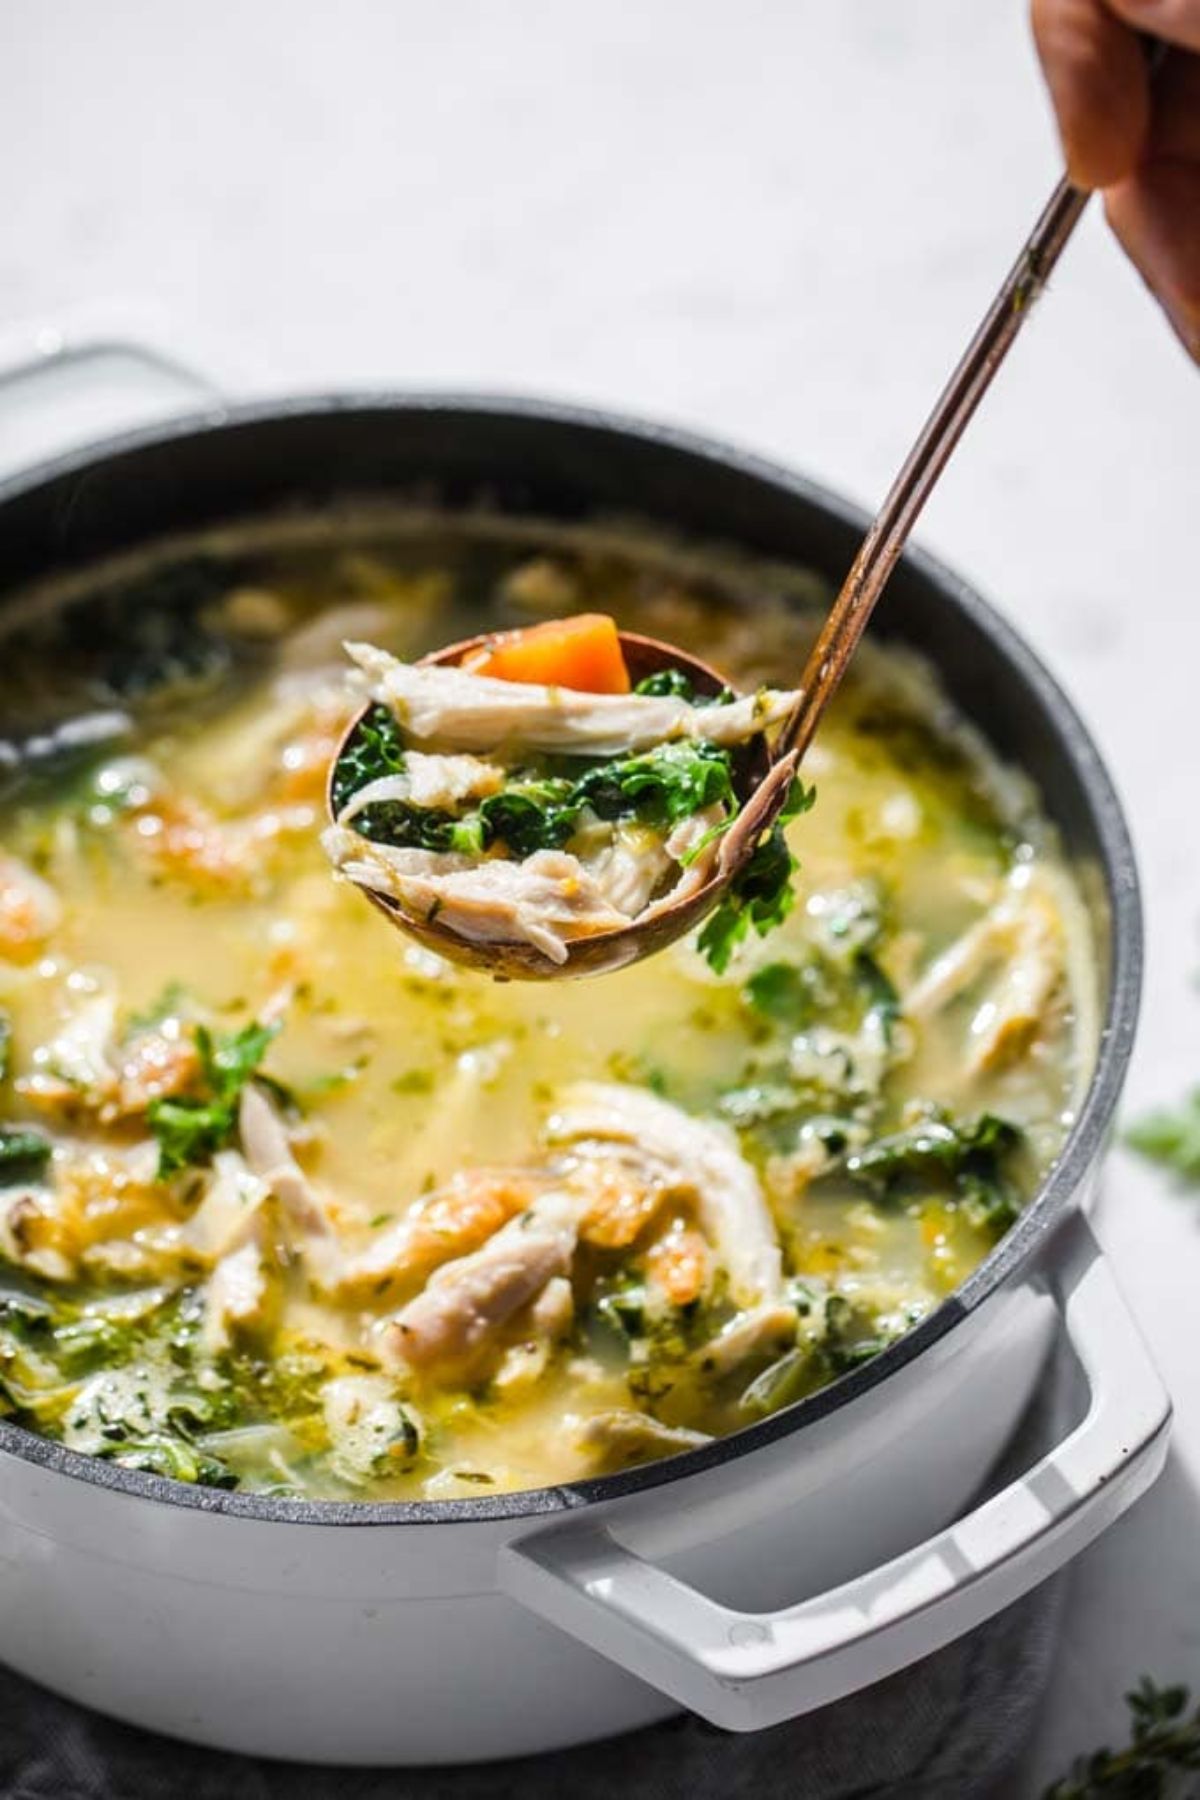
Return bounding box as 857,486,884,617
0,1345,1074,1800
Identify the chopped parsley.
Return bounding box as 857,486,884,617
148,1018,280,1178
696,778,816,974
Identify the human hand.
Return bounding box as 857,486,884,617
1032,0,1200,358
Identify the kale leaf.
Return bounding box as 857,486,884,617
845,1112,1019,1184
1127,1091,1200,1183
0,1127,52,1186
148,1019,280,1179
97,1431,238,1489
342,733,738,862
744,960,824,1030
853,950,901,1044
632,667,735,706
573,741,735,830
329,703,406,817
697,778,816,975
844,1111,1024,1235
634,668,695,700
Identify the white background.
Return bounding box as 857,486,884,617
2,1,1198,1789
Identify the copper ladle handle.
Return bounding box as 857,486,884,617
778,36,1170,767
776,173,1089,763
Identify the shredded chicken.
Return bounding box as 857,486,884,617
325,1168,540,1298
17,979,119,1112
547,1084,784,1308
201,1236,271,1355
574,1410,711,1470
381,1188,587,1373
336,752,505,823
695,1303,799,1377
237,1084,333,1236
322,830,631,964
182,1151,270,1262
346,641,798,757
905,865,1065,1073
583,824,673,917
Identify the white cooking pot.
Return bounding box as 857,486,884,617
0,330,1169,1764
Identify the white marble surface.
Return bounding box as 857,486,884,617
3,0,1199,1788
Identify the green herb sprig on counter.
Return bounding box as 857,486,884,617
696,777,816,975
1044,1677,1200,1798
148,1019,280,1179
1127,1091,1200,1183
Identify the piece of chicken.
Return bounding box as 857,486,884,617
335,752,506,823
200,1236,272,1356
182,1150,271,1262
237,1084,334,1237
346,641,798,757
325,1168,541,1300
694,1303,799,1378
322,830,631,964
905,864,1065,1073
574,1409,711,1472
380,1188,587,1374
546,1084,785,1309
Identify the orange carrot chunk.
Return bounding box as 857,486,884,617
463,614,631,694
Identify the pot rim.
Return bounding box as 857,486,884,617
0,391,1143,1527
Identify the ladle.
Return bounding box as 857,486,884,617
330,167,1095,978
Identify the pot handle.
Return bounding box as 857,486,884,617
500,1210,1170,1731
0,309,226,480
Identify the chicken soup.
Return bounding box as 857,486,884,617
0,522,1095,1500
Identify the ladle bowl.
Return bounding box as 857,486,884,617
327,629,798,979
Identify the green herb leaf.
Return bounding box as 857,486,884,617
1044,1676,1200,1797
0,1010,11,1085
148,1019,281,1178
1127,1091,1200,1182
574,740,735,831
127,982,189,1032
634,668,695,700
340,732,739,862
0,1126,52,1186
744,961,816,1030
844,1111,1024,1237
854,951,901,1045
330,703,406,817
697,779,816,975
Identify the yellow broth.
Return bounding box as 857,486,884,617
0,525,1095,1500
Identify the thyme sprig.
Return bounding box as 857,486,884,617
1044,1678,1200,1798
